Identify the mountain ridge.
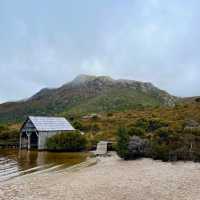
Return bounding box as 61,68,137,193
0,74,178,123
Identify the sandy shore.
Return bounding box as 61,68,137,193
1,153,200,200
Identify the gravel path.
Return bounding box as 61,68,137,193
1,154,200,200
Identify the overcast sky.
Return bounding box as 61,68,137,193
0,0,200,103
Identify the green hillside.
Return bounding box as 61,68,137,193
64,88,162,115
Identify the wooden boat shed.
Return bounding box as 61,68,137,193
20,116,75,150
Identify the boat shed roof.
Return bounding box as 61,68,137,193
28,116,75,132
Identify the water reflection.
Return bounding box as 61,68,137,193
0,149,88,182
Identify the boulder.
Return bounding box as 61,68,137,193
128,136,150,159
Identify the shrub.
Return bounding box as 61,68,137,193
68,116,75,122
195,98,200,103
0,124,19,142
134,118,168,132
116,127,129,159
151,142,170,161
91,123,100,133
72,121,83,130
148,118,168,132
128,127,145,137
46,131,87,152
183,128,200,136
134,118,149,131
116,118,200,162
91,115,99,121
154,127,172,142
107,112,113,117
0,124,8,132
151,128,185,161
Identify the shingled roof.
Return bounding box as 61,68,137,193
28,116,75,132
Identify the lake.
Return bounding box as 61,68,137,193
0,149,88,182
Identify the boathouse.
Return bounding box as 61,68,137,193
20,116,75,150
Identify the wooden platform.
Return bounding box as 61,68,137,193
95,141,108,156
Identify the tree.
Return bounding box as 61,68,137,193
116,127,129,159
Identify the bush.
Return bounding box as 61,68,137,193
0,124,8,132
116,127,129,159
154,127,173,142
72,121,83,130
134,118,149,131
91,123,100,133
116,118,200,162
148,118,168,132
151,142,170,161
150,127,180,161
46,131,87,152
91,115,99,121
183,128,200,136
0,124,19,143
107,112,113,117
195,98,200,102
134,118,168,132
128,127,145,137
0,130,19,140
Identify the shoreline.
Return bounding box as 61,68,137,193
1,153,200,200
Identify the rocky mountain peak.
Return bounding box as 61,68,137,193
0,73,179,123
70,74,114,85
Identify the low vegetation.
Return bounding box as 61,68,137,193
1,100,200,161
116,127,129,159
0,124,19,147
46,131,87,152
68,101,200,161
116,117,200,162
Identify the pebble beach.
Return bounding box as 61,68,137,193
1,154,200,200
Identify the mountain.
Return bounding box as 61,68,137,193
0,74,178,123
181,96,200,103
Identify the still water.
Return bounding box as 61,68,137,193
0,149,88,182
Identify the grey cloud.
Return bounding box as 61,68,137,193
0,0,200,103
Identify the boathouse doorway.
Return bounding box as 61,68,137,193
21,132,28,149
20,131,38,150
30,132,38,149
